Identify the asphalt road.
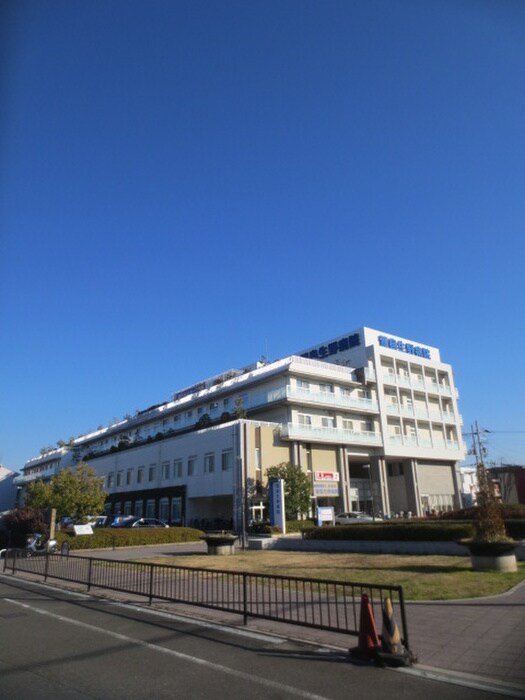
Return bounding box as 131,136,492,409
0,576,508,700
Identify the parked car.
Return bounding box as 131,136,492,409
111,517,169,528
334,511,383,525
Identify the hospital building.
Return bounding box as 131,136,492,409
15,326,466,528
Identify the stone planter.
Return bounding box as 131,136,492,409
201,532,238,555
460,539,520,572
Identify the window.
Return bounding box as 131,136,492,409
186,410,193,419
162,461,170,480
297,378,310,390
255,447,261,470
134,500,143,517
126,468,133,486
173,415,180,423
209,402,218,410
223,398,230,406
171,497,182,524
107,474,114,488
123,501,132,516
174,459,182,478
342,418,354,431
116,471,123,487
188,456,197,476
222,450,233,471
146,499,156,518
298,413,312,426
321,416,334,428
148,465,156,482
361,421,373,433
137,467,144,484
204,453,215,473
358,388,371,399
159,498,169,522
319,383,334,393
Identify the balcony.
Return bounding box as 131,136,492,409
387,435,461,451
382,373,454,398
285,386,378,413
280,422,382,445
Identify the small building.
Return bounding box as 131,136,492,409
487,465,525,505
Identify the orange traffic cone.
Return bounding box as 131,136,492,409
377,597,414,667
350,593,380,659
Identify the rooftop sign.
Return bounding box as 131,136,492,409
301,333,360,360
378,335,431,359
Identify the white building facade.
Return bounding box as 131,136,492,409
15,327,466,527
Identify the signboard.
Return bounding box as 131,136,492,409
268,478,286,534
314,471,339,482
301,333,360,361
73,524,93,536
316,506,335,527
378,335,431,359
313,483,340,497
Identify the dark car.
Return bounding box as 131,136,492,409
111,517,169,528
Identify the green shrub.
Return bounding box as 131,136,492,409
286,519,315,533
1,508,50,546
247,519,315,535
503,520,525,540
302,522,475,542
55,526,204,550
435,504,525,521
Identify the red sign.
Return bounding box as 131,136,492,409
314,471,339,482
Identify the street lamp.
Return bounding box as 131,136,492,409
363,464,376,521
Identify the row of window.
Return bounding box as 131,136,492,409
106,450,234,489
111,496,183,522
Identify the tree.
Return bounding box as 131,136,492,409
266,462,311,520
25,462,106,522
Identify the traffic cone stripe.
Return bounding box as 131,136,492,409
381,597,403,655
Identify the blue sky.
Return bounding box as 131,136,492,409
1,0,524,471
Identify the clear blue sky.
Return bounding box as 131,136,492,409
1,0,524,471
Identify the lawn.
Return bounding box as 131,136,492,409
137,550,525,601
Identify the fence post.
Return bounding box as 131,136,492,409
44,551,50,581
243,573,248,626
398,586,410,652
149,564,154,605
87,557,93,591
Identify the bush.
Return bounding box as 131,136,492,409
435,504,525,520
286,519,315,533
302,521,475,542
247,519,315,535
1,508,50,547
503,520,525,540
54,526,204,550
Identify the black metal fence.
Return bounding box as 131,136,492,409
2,549,410,650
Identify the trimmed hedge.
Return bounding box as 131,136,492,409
435,504,525,520
302,522,475,542
55,526,204,550
247,519,316,536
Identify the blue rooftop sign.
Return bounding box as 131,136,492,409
378,335,431,359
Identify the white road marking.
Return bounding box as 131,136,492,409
4,598,333,700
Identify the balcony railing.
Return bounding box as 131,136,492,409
387,435,461,451
280,423,382,445
284,387,378,412
382,373,453,397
